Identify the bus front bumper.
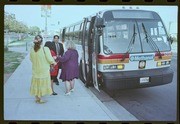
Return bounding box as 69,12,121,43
101,67,174,90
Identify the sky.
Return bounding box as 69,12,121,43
4,5,178,35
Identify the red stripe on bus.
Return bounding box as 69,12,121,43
98,54,129,59
155,51,172,56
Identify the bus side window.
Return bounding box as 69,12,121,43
78,22,84,45
74,24,81,44
85,21,90,46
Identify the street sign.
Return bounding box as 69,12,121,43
41,5,51,17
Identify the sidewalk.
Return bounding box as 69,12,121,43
4,54,137,121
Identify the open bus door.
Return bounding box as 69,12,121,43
92,51,100,91
81,16,101,91
92,18,105,91
81,18,88,83
91,18,104,92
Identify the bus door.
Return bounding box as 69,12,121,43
81,18,90,82
86,16,96,87
92,17,101,91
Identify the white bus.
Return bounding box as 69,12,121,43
60,9,174,91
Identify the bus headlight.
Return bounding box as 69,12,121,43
103,64,124,70
157,62,162,66
117,64,124,69
156,61,171,67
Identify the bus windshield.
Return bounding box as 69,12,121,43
138,20,171,52
102,19,171,54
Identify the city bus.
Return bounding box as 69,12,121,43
60,9,174,91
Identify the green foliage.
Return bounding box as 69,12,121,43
29,26,41,35
4,12,15,32
4,12,29,33
172,36,177,42
8,36,33,47
4,51,26,73
4,12,40,34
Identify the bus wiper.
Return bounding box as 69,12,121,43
121,24,137,61
142,23,162,59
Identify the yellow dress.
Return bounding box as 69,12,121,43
30,46,55,97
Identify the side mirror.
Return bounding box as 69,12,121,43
167,36,174,44
96,18,105,28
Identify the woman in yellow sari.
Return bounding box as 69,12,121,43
30,35,56,104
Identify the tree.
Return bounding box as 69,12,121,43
172,36,177,42
4,12,29,33
29,26,41,35
4,12,16,32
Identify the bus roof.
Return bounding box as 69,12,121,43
95,9,160,20
62,9,161,29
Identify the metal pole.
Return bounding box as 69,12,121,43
6,31,9,51
45,8,47,36
168,22,172,34
43,7,48,46
26,41,27,51
41,5,51,45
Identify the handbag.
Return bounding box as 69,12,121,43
50,64,54,72
43,47,54,72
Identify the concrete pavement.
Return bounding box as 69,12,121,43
4,53,138,121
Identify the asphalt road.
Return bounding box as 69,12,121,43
76,42,177,121
105,53,177,121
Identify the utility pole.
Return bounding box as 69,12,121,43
45,9,47,37
58,21,60,35
41,5,51,44
168,21,173,35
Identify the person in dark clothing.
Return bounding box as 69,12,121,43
51,35,64,85
44,41,59,95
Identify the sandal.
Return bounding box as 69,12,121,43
70,88,74,92
52,92,58,95
64,92,71,96
36,99,47,104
